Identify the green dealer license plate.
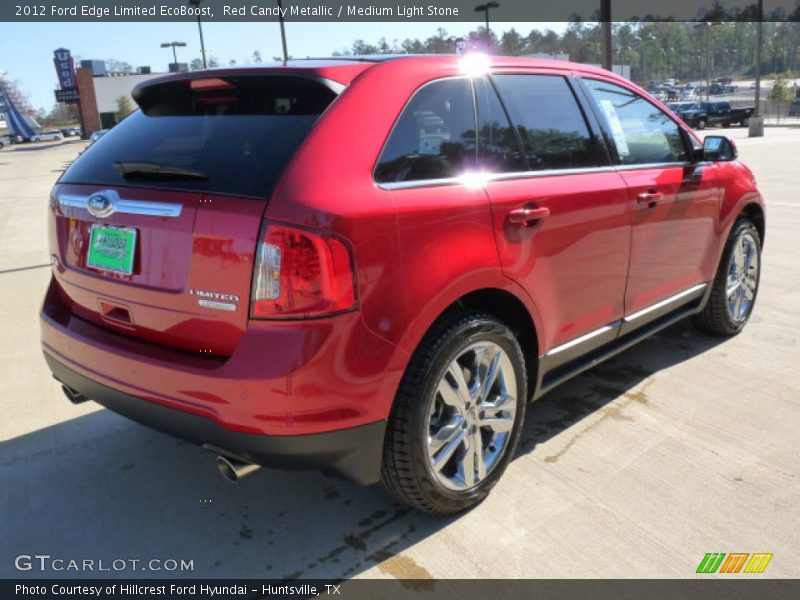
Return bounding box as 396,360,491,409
86,224,137,275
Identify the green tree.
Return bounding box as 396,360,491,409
769,76,795,121
115,96,133,122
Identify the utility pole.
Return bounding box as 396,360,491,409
189,1,207,68
750,0,764,136
277,0,288,62
600,0,612,71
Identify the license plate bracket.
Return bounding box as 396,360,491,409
86,224,137,275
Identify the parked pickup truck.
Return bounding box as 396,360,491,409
666,101,754,129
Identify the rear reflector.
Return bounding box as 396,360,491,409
250,223,356,319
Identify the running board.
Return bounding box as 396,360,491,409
536,290,707,398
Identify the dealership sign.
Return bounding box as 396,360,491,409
53,48,77,90
54,88,80,104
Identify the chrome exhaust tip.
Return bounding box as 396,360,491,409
216,455,261,482
62,384,89,405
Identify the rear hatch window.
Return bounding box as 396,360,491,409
60,75,337,198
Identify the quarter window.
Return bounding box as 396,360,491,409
584,79,689,165
375,78,476,184
492,74,603,171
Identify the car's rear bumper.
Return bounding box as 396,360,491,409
45,352,385,484
40,275,402,436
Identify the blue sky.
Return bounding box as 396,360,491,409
0,21,567,111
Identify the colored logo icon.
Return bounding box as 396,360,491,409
697,553,773,574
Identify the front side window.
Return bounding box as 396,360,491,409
492,74,603,171
474,77,525,173
375,78,476,184
584,78,689,165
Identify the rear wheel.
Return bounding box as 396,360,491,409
381,311,527,514
695,218,761,335
696,119,707,130
741,118,750,127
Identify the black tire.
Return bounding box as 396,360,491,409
696,119,707,130
381,310,528,514
741,118,750,127
722,122,730,128
695,218,762,336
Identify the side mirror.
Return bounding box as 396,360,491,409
702,136,738,161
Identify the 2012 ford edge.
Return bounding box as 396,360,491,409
41,55,765,514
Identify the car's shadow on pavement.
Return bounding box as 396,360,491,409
1,320,726,581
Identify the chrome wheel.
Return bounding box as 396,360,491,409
726,231,759,323
426,341,517,491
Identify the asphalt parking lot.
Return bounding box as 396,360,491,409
1,131,798,580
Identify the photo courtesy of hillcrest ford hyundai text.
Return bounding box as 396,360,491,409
41,52,765,514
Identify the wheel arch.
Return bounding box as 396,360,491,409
394,286,542,403
740,201,766,245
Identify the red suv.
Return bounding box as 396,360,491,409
41,56,765,514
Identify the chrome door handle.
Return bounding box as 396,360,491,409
508,206,550,226
637,191,665,206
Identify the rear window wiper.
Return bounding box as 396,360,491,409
114,161,208,181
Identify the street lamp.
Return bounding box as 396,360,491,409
639,32,655,84
160,41,187,70
696,22,723,101
188,0,207,69
276,0,288,62
474,2,500,47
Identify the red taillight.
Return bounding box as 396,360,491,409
250,223,356,319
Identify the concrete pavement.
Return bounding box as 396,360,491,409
1,131,798,580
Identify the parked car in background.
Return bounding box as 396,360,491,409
89,129,108,144
61,127,81,137
789,88,800,117
41,56,766,514
667,101,753,129
32,130,64,142
710,78,737,95
0,135,10,148
666,102,706,128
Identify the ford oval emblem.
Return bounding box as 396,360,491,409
87,193,115,218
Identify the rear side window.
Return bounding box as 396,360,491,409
60,75,337,198
475,77,525,173
492,74,603,171
584,79,688,165
375,78,476,184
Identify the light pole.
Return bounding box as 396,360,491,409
751,0,764,136
277,0,288,62
189,0,207,68
697,22,722,101
474,2,500,48
640,32,655,85
600,0,612,71
160,41,187,70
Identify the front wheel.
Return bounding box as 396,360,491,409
741,118,750,127
381,311,527,514
695,218,761,335
696,119,707,130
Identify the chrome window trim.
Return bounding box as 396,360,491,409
624,283,708,323
377,162,693,191
58,193,183,218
